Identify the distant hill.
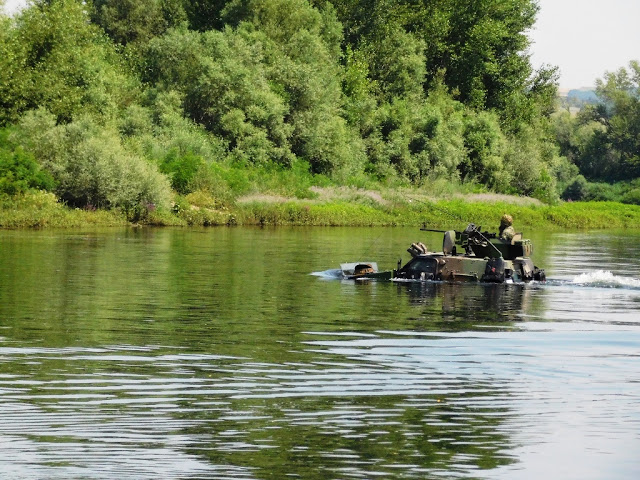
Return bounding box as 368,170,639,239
557,88,599,112
567,88,599,104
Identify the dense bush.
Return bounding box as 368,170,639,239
159,151,205,194
461,110,508,189
562,175,588,201
14,109,172,215
0,145,55,195
622,188,640,206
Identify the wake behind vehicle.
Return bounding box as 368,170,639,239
341,223,546,284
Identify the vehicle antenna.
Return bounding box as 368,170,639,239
361,229,386,258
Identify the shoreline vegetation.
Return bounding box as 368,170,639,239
2,189,640,230
2,2,640,232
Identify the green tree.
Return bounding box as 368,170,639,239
145,27,294,166
361,26,426,101
461,110,508,189
0,0,138,125
564,61,640,182
330,0,553,123
503,123,559,202
1,0,572,202
594,61,640,178
90,0,187,47
0,11,24,124
144,1,366,176
183,0,229,31
231,0,363,175
561,174,588,201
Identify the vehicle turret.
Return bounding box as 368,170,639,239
420,223,532,260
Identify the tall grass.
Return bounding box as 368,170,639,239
230,198,640,229
3,188,640,230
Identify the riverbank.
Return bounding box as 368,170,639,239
3,189,640,230
223,197,640,229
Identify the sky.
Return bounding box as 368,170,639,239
3,0,640,90
529,0,640,89
2,0,23,14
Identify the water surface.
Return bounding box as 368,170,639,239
0,227,639,479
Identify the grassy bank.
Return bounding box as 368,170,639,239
0,191,127,228
3,189,640,230
231,198,640,229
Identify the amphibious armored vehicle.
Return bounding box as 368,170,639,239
340,223,545,283
393,223,546,283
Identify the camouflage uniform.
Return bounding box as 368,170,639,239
499,214,515,242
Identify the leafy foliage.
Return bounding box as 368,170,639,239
159,151,205,194
590,61,640,179
8,0,636,218
330,0,550,117
553,61,640,197
561,174,588,202
145,27,295,166
13,109,172,216
1,0,137,125
90,0,187,47
0,130,55,195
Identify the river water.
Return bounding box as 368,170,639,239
0,227,639,479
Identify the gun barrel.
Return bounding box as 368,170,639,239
420,227,448,233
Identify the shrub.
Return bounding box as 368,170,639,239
562,175,588,201
14,109,172,214
159,150,204,194
584,182,618,202
461,110,508,190
622,188,640,206
0,145,55,195
0,190,127,228
503,124,559,203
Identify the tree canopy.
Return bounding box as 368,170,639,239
554,61,640,202
4,0,635,212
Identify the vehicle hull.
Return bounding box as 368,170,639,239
392,253,544,283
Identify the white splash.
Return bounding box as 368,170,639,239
571,270,640,289
310,269,343,279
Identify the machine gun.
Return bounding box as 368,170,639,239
420,222,530,260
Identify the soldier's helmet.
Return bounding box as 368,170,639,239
500,214,513,227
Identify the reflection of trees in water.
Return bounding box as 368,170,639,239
189,378,517,479
174,276,535,477
396,281,545,329
0,229,534,478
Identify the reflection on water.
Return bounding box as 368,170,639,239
394,281,543,326
0,227,639,479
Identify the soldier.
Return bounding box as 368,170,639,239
499,214,515,242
